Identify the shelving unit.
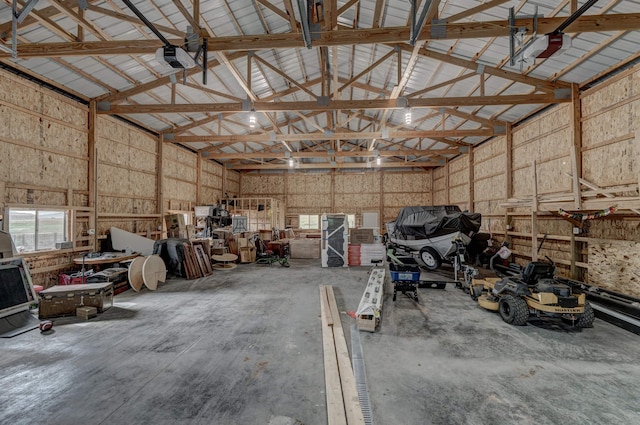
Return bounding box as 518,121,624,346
223,198,284,232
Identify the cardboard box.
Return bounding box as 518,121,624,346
239,246,256,263
76,306,97,320
290,238,320,259
350,228,375,244
237,237,249,248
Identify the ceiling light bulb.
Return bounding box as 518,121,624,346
289,158,294,167
249,110,256,128
376,157,381,165
405,109,412,125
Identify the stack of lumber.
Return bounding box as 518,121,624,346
319,285,365,425
182,242,213,279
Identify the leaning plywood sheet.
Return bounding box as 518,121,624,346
588,239,640,298
110,227,155,256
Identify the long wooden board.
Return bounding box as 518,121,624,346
319,285,347,425
326,286,365,425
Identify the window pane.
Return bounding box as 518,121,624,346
37,211,66,251
347,214,355,229
9,210,36,252
299,214,319,230
8,209,68,253
309,215,319,229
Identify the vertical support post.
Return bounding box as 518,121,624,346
570,83,582,278
379,169,384,231
505,123,513,244
193,0,200,26
570,230,578,279
0,180,5,231
247,52,252,94
570,83,582,210
430,167,434,205
397,46,402,86
531,160,538,262
468,146,474,212
196,153,202,205
157,133,165,236
445,160,450,205
88,101,97,249
330,169,335,213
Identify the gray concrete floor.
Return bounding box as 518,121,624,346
1,260,639,425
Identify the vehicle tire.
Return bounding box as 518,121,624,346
577,302,595,328
498,295,529,325
419,247,441,271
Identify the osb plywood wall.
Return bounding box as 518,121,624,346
0,70,89,286
163,143,197,211
96,116,159,235
200,160,224,204
432,166,447,205
382,171,432,223
581,71,637,187
511,104,574,199
473,136,507,232
448,155,470,210
286,173,331,214
334,173,380,212
225,169,240,197
588,240,640,298
578,66,640,287
0,72,88,203
240,173,287,198
241,170,433,226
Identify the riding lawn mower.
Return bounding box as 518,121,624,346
470,259,595,328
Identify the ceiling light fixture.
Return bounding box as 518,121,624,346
405,109,412,125
249,110,256,128
288,158,294,167
376,156,382,166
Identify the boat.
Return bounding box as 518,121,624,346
385,205,482,270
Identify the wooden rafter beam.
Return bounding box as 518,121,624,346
5,14,639,57
407,45,570,92
99,92,569,114
208,147,459,159
255,0,291,23
179,128,494,145
445,0,511,23
337,0,359,16
282,0,299,31
86,5,185,37
226,161,437,170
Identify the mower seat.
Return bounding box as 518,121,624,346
521,262,555,285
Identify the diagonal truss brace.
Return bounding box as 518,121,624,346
5,0,41,58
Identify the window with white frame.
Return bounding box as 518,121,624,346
347,214,356,229
299,214,319,230
8,209,69,253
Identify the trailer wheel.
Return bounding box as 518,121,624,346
419,247,441,271
498,295,529,325
577,302,595,328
